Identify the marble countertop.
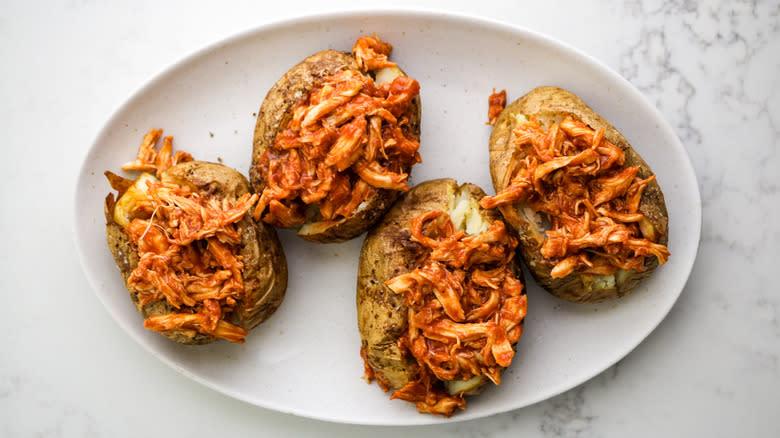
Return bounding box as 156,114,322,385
1,0,777,436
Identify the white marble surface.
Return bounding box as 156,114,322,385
1,0,777,436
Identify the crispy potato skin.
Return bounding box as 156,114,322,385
250,50,422,243
357,178,523,390
489,86,669,303
105,161,288,344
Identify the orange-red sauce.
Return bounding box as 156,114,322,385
253,36,421,228
480,115,669,278
364,210,527,416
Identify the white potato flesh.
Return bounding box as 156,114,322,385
113,173,157,228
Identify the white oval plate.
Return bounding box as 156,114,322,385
74,10,701,425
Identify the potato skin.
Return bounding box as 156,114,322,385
105,161,288,344
489,86,669,303
357,178,523,390
250,49,422,243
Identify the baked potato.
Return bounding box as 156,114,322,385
482,86,670,303
250,35,422,243
357,178,528,416
105,131,287,344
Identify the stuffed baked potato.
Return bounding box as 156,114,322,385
481,86,670,303
250,35,422,243
105,130,287,344
357,178,527,416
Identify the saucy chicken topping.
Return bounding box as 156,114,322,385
479,114,670,278
486,88,506,125
108,130,257,343
253,36,421,228
121,128,193,176
372,210,527,416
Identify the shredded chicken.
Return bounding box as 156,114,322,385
352,34,396,71
121,129,193,177
110,130,257,343
479,115,670,278
487,89,507,125
366,211,527,417
253,35,421,228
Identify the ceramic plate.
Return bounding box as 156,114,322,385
74,10,701,425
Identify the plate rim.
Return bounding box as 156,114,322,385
73,7,702,425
